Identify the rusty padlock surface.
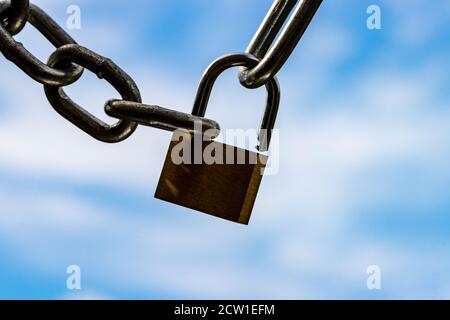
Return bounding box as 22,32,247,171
155,53,280,224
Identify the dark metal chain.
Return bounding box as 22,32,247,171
0,0,322,143
0,2,83,86
239,0,323,88
44,44,141,143
0,0,28,35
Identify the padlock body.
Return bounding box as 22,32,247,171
155,132,267,224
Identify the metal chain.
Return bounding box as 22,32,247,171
0,0,221,142
0,3,83,86
239,0,323,88
44,44,141,143
0,0,322,143
0,0,29,35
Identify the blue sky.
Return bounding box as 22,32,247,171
0,0,449,299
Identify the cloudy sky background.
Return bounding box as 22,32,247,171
0,0,449,299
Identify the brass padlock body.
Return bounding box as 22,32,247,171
155,133,267,224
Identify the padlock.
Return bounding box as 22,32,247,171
155,53,280,225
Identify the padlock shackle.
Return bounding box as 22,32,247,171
192,53,280,152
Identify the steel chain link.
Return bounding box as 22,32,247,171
0,0,322,143
0,0,28,35
239,0,323,88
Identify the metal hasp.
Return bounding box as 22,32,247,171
155,54,280,225
239,0,323,88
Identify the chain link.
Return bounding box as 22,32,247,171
44,44,141,143
239,0,322,88
0,0,322,143
105,100,221,138
0,3,83,86
0,0,29,35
